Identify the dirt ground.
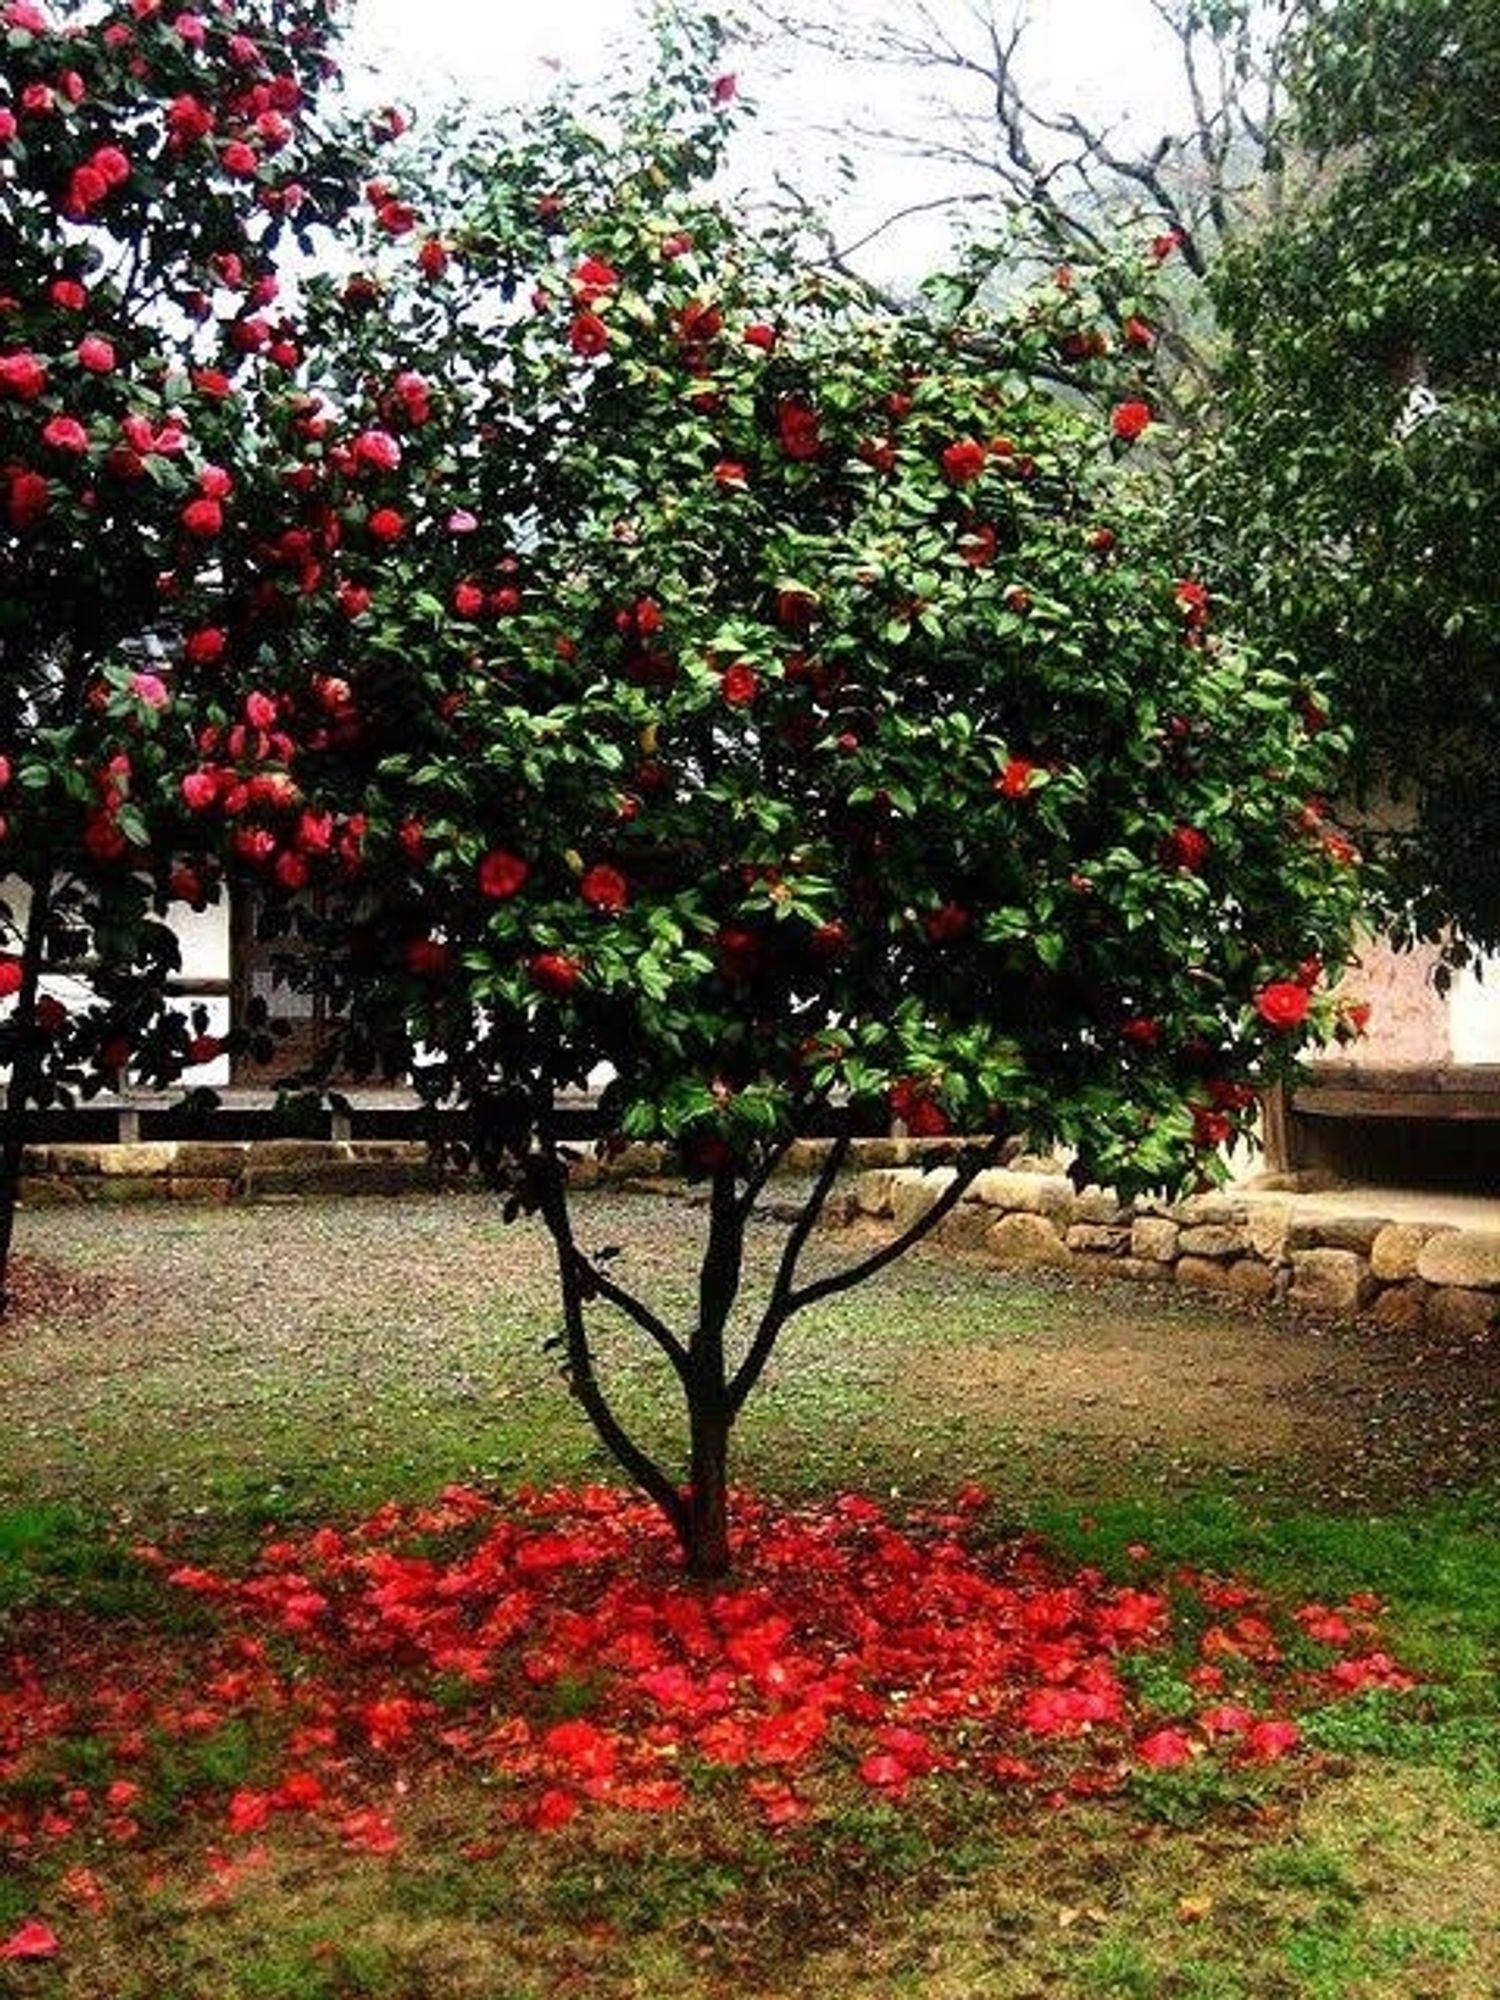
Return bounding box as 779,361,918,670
2,1190,1497,1517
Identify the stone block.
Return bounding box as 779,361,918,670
1425,1287,1500,1339
1176,1255,1237,1293
1288,1248,1375,1316
1369,1283,1428,1334
853,1169,898,1219
1130,1216,1179,1263
1287,1211,1387,1254
1177,1224,1246,1260
1073,1186,1130,1226
1416,1231,1500,1292
891,1168,957,1232
1066,1223,1129,1256
1244,1199,1294,1265
1170,1193,1240,1227
969,1169,1076,1222
1220,1258,1279,1301
1370,1224,1441,1283
15,1176,84,1206
934,1201,999,1252
166,1178,236,1203
984,1211,1071,1268
1114,1256,1175,1285
174,1143,252,1179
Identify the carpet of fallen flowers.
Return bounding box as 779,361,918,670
0,1485,1418,1962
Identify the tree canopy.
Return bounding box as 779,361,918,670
1195,0,1500,950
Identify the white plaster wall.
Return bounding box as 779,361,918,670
1450,957,1500,1064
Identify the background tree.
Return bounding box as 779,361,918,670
0,0,367,1310
747,0,1313,411
1206,0,1500,955
217,15,1367,1578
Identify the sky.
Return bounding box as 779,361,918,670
340,0,1193,279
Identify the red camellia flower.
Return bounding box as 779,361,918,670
530,951,583,997
1256,981,1311,1030
743,322,777,351
569,310,609,358
941,438,987,483
0,956,23,999
1111,400,1153,443
180,496,223,537
367,506,405,543
571,256,620,300
995,757,1038,799
580,863,629,913
184,627,226,665
713,460,748,489
8,469,51,531
478,849,528,900
721,662,759,706
923,902,970,944
1160,825,1211,872
0,351,47,399
776,396,821,461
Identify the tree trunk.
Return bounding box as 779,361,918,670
682,1401,732,1580
0,864,56,1321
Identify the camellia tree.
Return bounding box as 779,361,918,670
180,11,1367,1579
0,0,372,1307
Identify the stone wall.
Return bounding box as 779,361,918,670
839,1165,1500,1338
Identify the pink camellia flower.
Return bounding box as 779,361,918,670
180,769,220,811
0,108,14,145
50,277,86,310
478,849,528,900
243,691,278,729
351,428,402,473
1111,400,1152,443
42,414,89,453
941,438,987,483
5,3,51,35
197,464,233,499
0,351,48,400
580,862,629,912
1255,981,1311,1030
77,334,117,373
128,672,169,709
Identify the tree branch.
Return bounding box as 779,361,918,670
779,1136,1005,1320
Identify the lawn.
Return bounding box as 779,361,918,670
1,1186,1496,1999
